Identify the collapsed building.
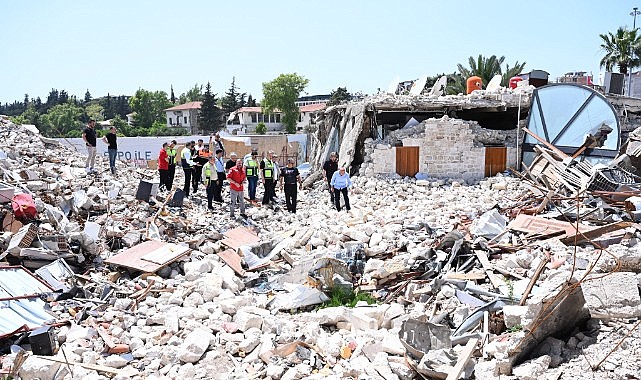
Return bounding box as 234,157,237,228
2,78,641,380
307,86,532,184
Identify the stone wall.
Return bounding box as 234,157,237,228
361,116,517,182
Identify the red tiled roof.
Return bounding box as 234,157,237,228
299,103,326,112
165,101,202,111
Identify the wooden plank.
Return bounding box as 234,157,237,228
559,221,633,246
508,214,595,240
444,272,487,281
221,227,260,251
34,355,123,375
474,251,503,289
446,338,479,380
217,249,246,276
105,240,190,273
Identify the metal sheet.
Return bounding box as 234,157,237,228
0,266,55,337
507,213,595,239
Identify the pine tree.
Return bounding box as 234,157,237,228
247,94,257,107
170,85,176,104
84,90,92,103
59,90,69,104
198,82,223,133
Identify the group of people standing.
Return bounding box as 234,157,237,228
82,119,118,174
156,134,304,217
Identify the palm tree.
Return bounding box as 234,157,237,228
599,27,641,74
448,55,526,94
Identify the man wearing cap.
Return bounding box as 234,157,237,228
260,150,277,206
279,158,302,213
245,150,260,204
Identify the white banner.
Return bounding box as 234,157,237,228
56,135,251,162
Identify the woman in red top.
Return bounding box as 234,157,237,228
158,142,170,191
226,159,247,218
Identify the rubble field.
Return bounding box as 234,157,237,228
1,115,641,380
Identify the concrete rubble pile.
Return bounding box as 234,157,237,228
1,114,641,380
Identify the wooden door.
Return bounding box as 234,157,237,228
396,146,419,177
485,146,507,177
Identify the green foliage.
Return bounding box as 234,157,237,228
178,83,203,104
600,27,641,74
85,103,105,122
129,89,171,128
449,55,526,94
198,82,223,134
507,324,523,333
40,102,84,137
255,122,267,134
247,94,257,107
221,77,247,113
318,287,377,309
327,87,351,106
262,73,309,134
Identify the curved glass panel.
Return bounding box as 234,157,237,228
525,84,619,151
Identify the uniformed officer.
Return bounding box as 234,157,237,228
202,155,217,210
245,150,259,204
167,140,178,190
260,150,276,205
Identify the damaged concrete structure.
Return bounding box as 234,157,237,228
308,87,532,182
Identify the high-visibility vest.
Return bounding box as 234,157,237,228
263,159,274,179
167,148,177,165
246,159,258,177
203,162,214,185
198,148,211,159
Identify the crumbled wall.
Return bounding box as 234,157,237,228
362,116,518,181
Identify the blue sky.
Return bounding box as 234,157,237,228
0,0,638,104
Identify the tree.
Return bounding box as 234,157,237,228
247,94,257,107
170,85,176,104
198,82,223,133
84,90,92,103
39,102,83,137
327,87,351,106
129,89,172,129
59,90,69,104
600,27,641,74
262,73,309,134
449,55,526,94
85,103,105,122
178,84,203,104
255,122,267,134
221,77,247,113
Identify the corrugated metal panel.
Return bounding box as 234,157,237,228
0,266,55,337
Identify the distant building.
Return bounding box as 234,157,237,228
295,94,330,107
556,71,593,86
126,113,135,125
297,103,326,131
226,107,284,134
164,101,201,134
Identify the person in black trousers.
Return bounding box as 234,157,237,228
167,140,178,190
213,149,226,203
279,158,302,213
180,142,196,196
260,151,277,205
323,152,338,203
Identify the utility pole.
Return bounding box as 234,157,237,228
629,7,641,97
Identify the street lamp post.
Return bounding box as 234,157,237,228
629,7,641,97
